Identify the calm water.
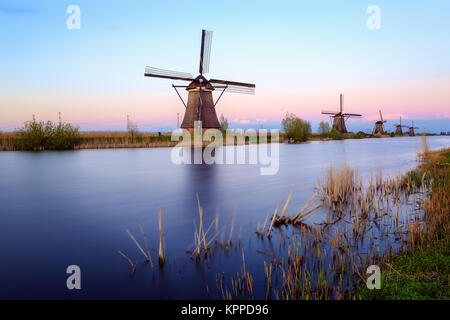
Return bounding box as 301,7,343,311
0,136,449,299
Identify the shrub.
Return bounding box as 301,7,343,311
282,112,311,142
348,131,366,139
47,122,81,150
327,128,344,140
15,120,80,151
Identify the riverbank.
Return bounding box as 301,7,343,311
353,148,449,299
210,142,449,299
0,130,443,151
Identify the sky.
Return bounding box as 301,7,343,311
0,0,449,133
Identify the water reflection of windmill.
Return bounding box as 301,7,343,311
321,94,362,133
144,30,255,134
407,121,419,136
373,110,387,134
393,116,408,135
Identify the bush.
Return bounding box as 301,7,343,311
348,131,366,139
282,112,311,142
15,120,80,151
327,128,344,140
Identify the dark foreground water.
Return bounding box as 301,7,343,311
0,136,449,299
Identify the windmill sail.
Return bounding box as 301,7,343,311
199,30,213,75
209,79,255,88
344,113,362,117
322,110,339,115
145,67,193,81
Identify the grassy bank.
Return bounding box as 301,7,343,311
1,128,442,151
76,132,176,149
354,148,450,299
0,131,278,151
0,131,177,151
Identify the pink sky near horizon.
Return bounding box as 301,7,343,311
1,75,449,130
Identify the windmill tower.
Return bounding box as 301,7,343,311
408,121,419,136
373,110,387,134
144,30,255,135
321,94,362,133
394,117,408,135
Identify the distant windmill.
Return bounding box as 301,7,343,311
144,30,255,134
373,110,387,134
321,94,362,133
393,116,408,135
408,121,419,136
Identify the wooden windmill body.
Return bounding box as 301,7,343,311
408,121,419,136
394,117,408,135
144,30,255,135
321,94,362,133
373,110,387,135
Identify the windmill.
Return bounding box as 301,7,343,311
407,121,419,136
373,110,387,135
393,116,408,135
144,30,255,134
321,94,362,133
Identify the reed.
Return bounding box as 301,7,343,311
138,224,153,268
118,250,137,275
267,203,279,238
126,229,152,264
158,208,165,267
189,195,226,261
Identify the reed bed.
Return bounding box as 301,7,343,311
188,195,240,261
218,146,446,299
118,208,165,273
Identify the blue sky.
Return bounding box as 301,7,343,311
0,0,449,132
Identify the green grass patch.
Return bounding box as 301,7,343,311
354,238,449,300
354,148,450,300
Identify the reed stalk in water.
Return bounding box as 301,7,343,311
158,208,165,267
126,229,152,264
118,250,137,275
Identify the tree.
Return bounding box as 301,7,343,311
318,121,331,136
282,112,312,142
127,116,139,138
219,114,229,133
